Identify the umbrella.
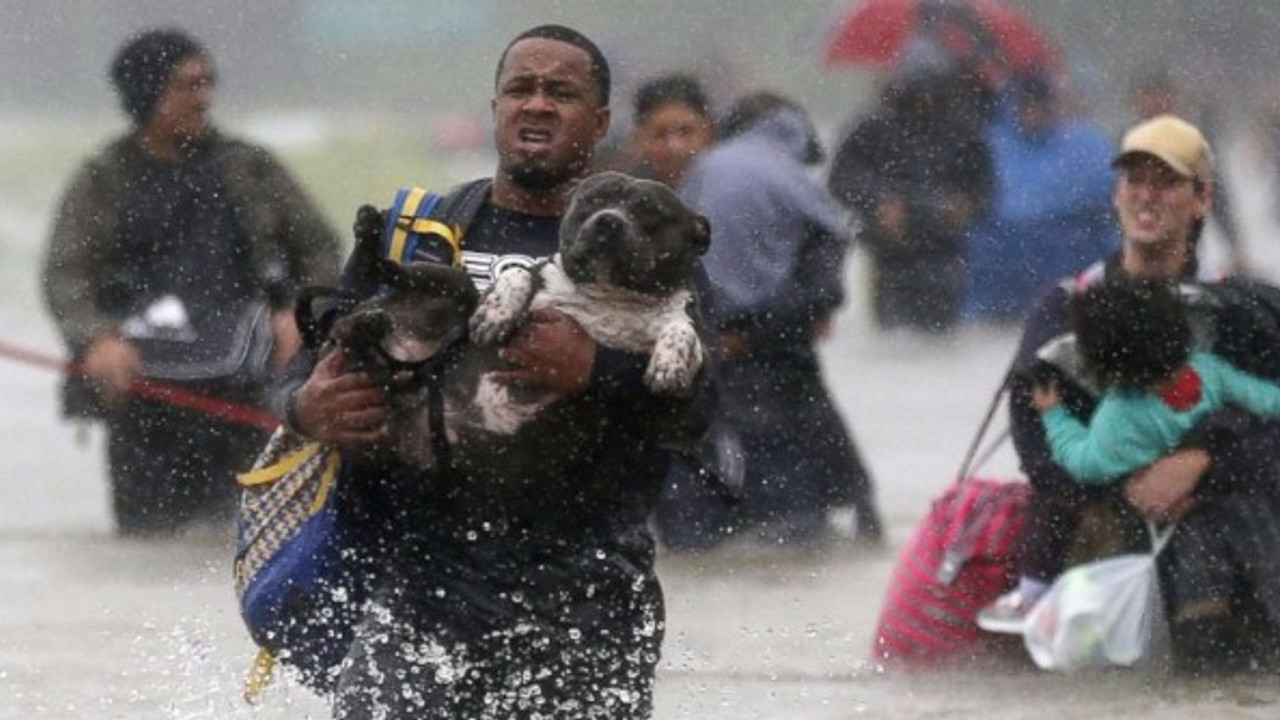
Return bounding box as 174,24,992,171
821,0,1058,77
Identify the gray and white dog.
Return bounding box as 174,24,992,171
468,171,711,433
319,171,710,485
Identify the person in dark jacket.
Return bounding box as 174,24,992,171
828,61,994,332
675,91,882,548
978,115,1280,674
41,27,341,537
277,25,714,719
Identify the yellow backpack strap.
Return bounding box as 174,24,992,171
236,441,324,487
243,646,276,704
381,186,463,267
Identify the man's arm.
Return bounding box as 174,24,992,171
42,159,124,352
42,154,145,400
252,150,343,294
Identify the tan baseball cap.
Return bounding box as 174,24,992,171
1113,114,1214,181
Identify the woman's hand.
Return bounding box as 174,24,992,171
1124,448,1208,522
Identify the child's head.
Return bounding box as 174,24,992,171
1070,276,1190,390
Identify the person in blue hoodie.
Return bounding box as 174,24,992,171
676,91,882,547
964,73,1116,322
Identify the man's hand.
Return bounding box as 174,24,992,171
292,349,387,444
492,308,595,396
81,334,142,405
1124,447,1208,522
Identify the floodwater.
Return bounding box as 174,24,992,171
4,135,1280,719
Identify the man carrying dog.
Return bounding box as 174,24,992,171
277,25,713,719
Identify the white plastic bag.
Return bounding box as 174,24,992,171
1023,523,1174,671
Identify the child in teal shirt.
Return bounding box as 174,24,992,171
1035,277,1280,483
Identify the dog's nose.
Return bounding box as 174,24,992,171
589,211,628,245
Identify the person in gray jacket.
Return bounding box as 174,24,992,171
42,27,341,536
676,91,882,547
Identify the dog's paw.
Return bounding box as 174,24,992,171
645,322,703,394
469,269,535,345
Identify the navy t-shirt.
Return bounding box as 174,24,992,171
411,201,560,290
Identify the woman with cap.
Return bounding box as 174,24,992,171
41,27,341,537
978,114,1280,674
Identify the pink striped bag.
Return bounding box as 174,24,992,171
871,477,1028,667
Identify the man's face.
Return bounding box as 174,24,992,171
148,55,215,142
492,38,609,192
1113,154,1211,253
633,101,714,186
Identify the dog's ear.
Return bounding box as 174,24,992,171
692,215,712,256
399,264,480,313
347,204,387,286
379,261,480,314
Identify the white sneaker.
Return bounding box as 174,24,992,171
976,589,1037,635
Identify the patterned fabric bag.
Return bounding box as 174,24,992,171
232,183,481,701
233,427,362,699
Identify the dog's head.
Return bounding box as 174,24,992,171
328,206,479,392
558,171,710,295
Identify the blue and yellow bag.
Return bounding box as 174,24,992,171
234,428,354,698
233,185,472,701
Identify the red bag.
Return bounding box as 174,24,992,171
871,477,1028,667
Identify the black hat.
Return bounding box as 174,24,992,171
110,28,206,124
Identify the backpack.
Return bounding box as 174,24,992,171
871,477,1028,667
1195,277,1280,382
871,370,1029,668
232,181,488,700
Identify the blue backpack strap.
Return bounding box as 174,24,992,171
380,186,462,266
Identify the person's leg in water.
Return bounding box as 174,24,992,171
652,451,738,552
809,388,883,543
739,429,830,546
1160,505,1249,675
977,483,1092,633
107,400,197,536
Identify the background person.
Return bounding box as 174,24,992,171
278,25,713,719
41,27,341,537
676,90,882,548
963,72,1115,323
625,73,716,187
827,44,994,333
